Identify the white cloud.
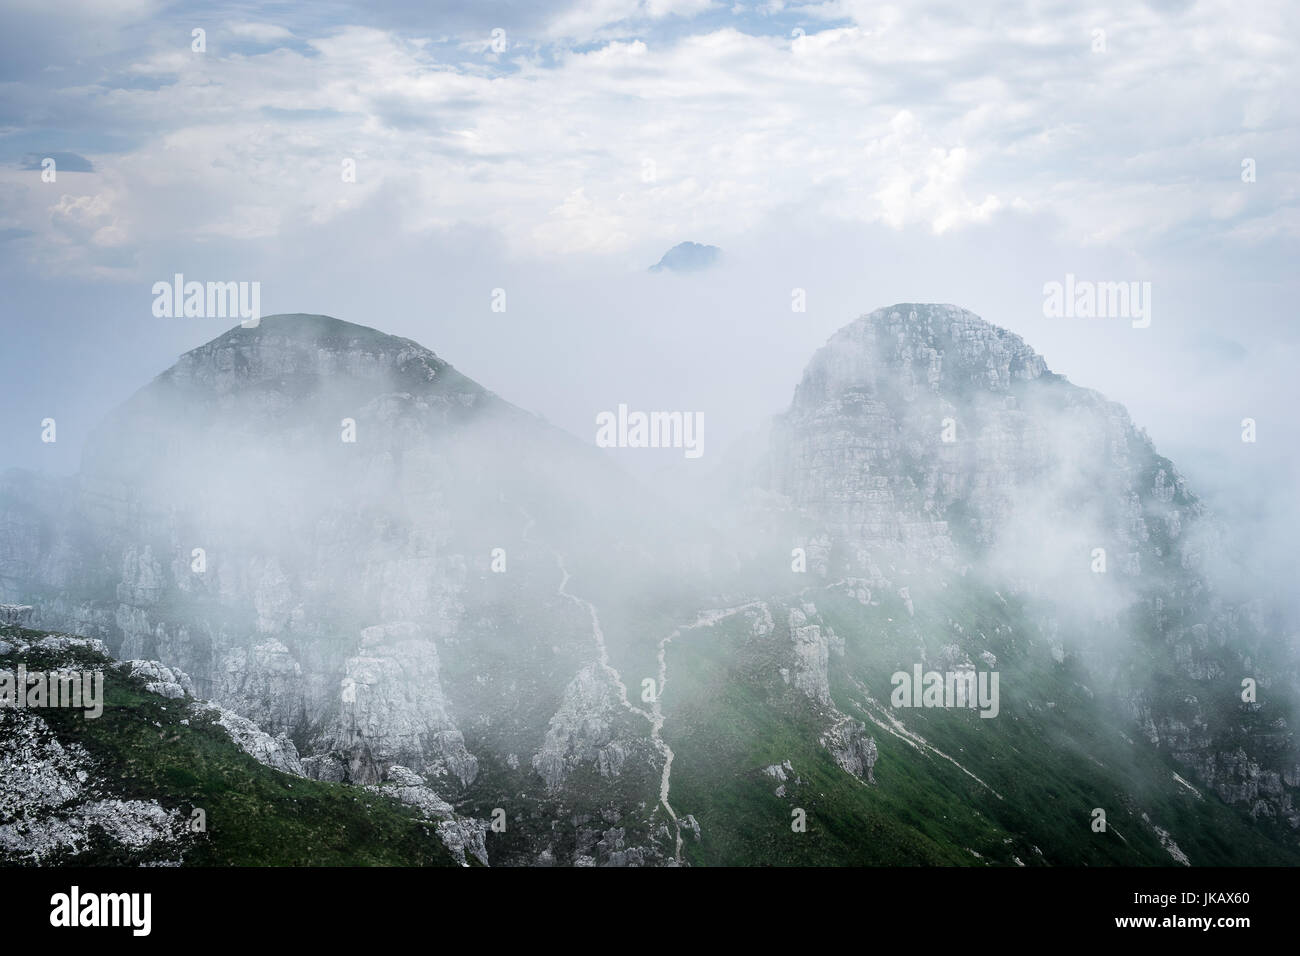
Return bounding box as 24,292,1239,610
546,0,717,38
227,22,295,44
1,1,1296,275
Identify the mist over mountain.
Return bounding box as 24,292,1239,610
2,305,1296,866
761,305,1298,823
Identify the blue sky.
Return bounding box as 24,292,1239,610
0,0,1297,571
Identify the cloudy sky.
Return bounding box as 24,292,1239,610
1,0,1297,568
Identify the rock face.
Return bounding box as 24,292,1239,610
196,701,306,776
822,720,878,784
787,607,832,706
770,303,1192,570
0,606,32,626
370,765,489,867
0,314,649,803
123,660,195,700
767,303,1298,824
533,663,633,793
320,622,477,787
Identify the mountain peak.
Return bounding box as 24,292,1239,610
155,312,470,402
649,241,720,273
772,302,1158,564
77,313,505,482
200,312,426,352
847,303,1041,362
795,304,1050,412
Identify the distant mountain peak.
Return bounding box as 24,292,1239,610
649,241,720,273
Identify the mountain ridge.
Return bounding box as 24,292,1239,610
2,301,1296,866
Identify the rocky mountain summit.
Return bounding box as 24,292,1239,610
4,316,634,789
2,313,678,864
764,304,1297,830
772,304,1186,567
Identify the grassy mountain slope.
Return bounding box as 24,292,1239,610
661,574,1300,866
0,624,462,866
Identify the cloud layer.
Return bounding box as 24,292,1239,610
1,0,1296,274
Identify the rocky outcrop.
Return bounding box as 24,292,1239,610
0,707,192,865
321,622,476,787
822,719,878,784
195,701,305,776
123,659,195,700
787,607,832,706
215,639,308,741
533,663,632,793
371,765,488,867
0,605,32,626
